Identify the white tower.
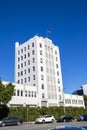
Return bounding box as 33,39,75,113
15,36,63,107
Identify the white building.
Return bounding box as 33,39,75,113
15,36,64,107
4,35,84,108
3,81,84,108
82,84,87,95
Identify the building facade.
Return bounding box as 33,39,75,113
2,81,84,108
15,36,64,107
12,35,85,108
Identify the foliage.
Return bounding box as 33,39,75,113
8,106,87,121
0,105,9,120
84,95,87,107
0,80,15,105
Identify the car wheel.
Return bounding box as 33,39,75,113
64,119,66,122
2,123,5,127
71,119,74,122
51,119,54,123
17,122,21,125
42,120,45,124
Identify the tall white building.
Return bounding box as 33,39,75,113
14,35,84,108
15,36,64,107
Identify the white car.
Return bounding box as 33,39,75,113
35,115,55,123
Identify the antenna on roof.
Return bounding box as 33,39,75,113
46,30,51,37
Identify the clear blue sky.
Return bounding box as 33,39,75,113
0,0,87,93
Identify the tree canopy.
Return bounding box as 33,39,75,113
0,80,15,105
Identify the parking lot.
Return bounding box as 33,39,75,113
0,121,87,130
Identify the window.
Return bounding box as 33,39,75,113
56,57,58,61
18,65,20,69
17,80,20,83
28,52,30,57
34,92,36,97
78,100,83,104
24,78,27,83
24,54,26,59
28,91,30,97
25,91,27,97
41,75,44,80
40,43,42,47
24,47,26,51
32,50,35,55
42,93,45,98
24,62,26,66
58,87,61,92
14,89,16,96
28,60,30,65
21,71,23,76
21,49,23,53
28,45,30,50
72,100,77,104
32,58,35,63
32,91,33,97
32,42,34,47
28,76,30,81
17,90,20,96
41,66,43,71
21,90,23,96
40,50,42,55
24,69,26,74
18,57,20,62
56,64,58,68
65,99,71,104
18,50,20,55
28,68,30,73
33,75,35,80
33,66,35,71
55,50,57,54
41,84,44,89
40,58,43,63
58,79,60,83
21,63,23,68
57,71,59,76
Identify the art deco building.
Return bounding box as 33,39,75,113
15,36,63,107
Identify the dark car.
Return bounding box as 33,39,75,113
50,125,85,130
77,114,87,121
57,115,74,122
0,117,23,127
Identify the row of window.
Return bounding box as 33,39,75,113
14,89,37,98
18,42,58,56
17,74,44,84
65,99,83,105
18,42,44,55
17,58,43,69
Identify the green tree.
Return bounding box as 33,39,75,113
0,80,15,105
83,95,87,107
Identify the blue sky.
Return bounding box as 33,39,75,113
0,0,87,93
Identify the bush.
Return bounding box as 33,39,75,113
7,106,87,121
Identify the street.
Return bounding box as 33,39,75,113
0,121,87,130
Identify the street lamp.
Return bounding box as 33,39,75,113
62,88,66,115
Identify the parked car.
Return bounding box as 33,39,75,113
77,114,87,121
0,117,23,127
57,115,74,122
35,115,55,123
49,125,86,130
80,126,87,130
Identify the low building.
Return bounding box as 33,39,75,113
72,84,87,96
3,81,85,108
